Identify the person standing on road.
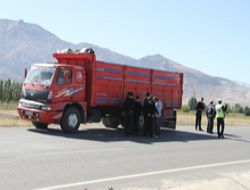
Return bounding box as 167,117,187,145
153,97,163,137
124,92,135,136
134,95,142,136
195,97,205,131
143,92,155,137
206,100,216,134
215,99,228,138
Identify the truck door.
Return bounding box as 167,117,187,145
54,67,73,101
54,67,85,103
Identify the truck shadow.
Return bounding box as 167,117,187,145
27,126,223,144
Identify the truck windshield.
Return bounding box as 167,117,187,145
25,66,56,86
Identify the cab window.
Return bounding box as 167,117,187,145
57,68,72,85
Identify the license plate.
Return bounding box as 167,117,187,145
25,111,33,116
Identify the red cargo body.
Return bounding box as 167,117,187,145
17,50,183,132
92,62,183,109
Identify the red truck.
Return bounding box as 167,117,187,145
17,48,183,133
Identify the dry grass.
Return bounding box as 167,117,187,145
0,110,31,127
0,102,18,110
0,118,31,127
177,111,250,126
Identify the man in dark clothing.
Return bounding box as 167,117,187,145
124,92,135,136
206,100,216,134
195,97,205,131
143,92,155,137
134,95,142,136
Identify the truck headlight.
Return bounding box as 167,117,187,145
41,106,51,111
18,101,23,107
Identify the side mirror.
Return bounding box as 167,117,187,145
24,68,27,79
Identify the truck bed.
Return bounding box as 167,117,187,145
90,61,183,109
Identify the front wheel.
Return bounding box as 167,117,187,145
32,122,48,129
61,107,81,133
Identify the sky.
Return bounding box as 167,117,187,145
0,0,249,83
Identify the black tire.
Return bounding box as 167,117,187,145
87,108,101,122
32,122,48,129
164,118,176,130
102,116,120,128
61,107,81,133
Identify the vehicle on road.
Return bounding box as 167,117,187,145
17,48,183,132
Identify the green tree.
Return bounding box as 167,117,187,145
0,79,22,102
0,80,3,101
188,96,197,111
11,82,22,101
244,106,250,116
5,79,12,102
231,104,244,114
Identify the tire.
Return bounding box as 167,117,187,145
163,110,176,130
87,108,101,122
164,118,176,130
102,116,120,128
61,107,81,133
32,122,48,129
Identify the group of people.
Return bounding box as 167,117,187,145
195,97,228,138
123,92,163,137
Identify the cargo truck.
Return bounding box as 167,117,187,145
17,48,183,133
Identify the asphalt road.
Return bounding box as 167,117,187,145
0,124,250,190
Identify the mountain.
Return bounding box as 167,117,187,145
1,18,250,105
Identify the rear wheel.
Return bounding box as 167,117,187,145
163,110,177,130
32,122,48,129
61,107,81,133
102,115,120,128
164,118,176,129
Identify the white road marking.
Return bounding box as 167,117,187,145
35,159,250,190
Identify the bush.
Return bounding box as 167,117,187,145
182,105,190,113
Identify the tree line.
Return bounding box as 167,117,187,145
0,79,22,102
182,96,250,116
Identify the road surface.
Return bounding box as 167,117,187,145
0,124,250,190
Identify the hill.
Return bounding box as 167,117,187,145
0,19,249,105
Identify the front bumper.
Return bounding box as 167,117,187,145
17,100,63,124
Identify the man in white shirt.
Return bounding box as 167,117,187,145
154,97,163,137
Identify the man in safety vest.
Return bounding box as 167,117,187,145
215,99,228,138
